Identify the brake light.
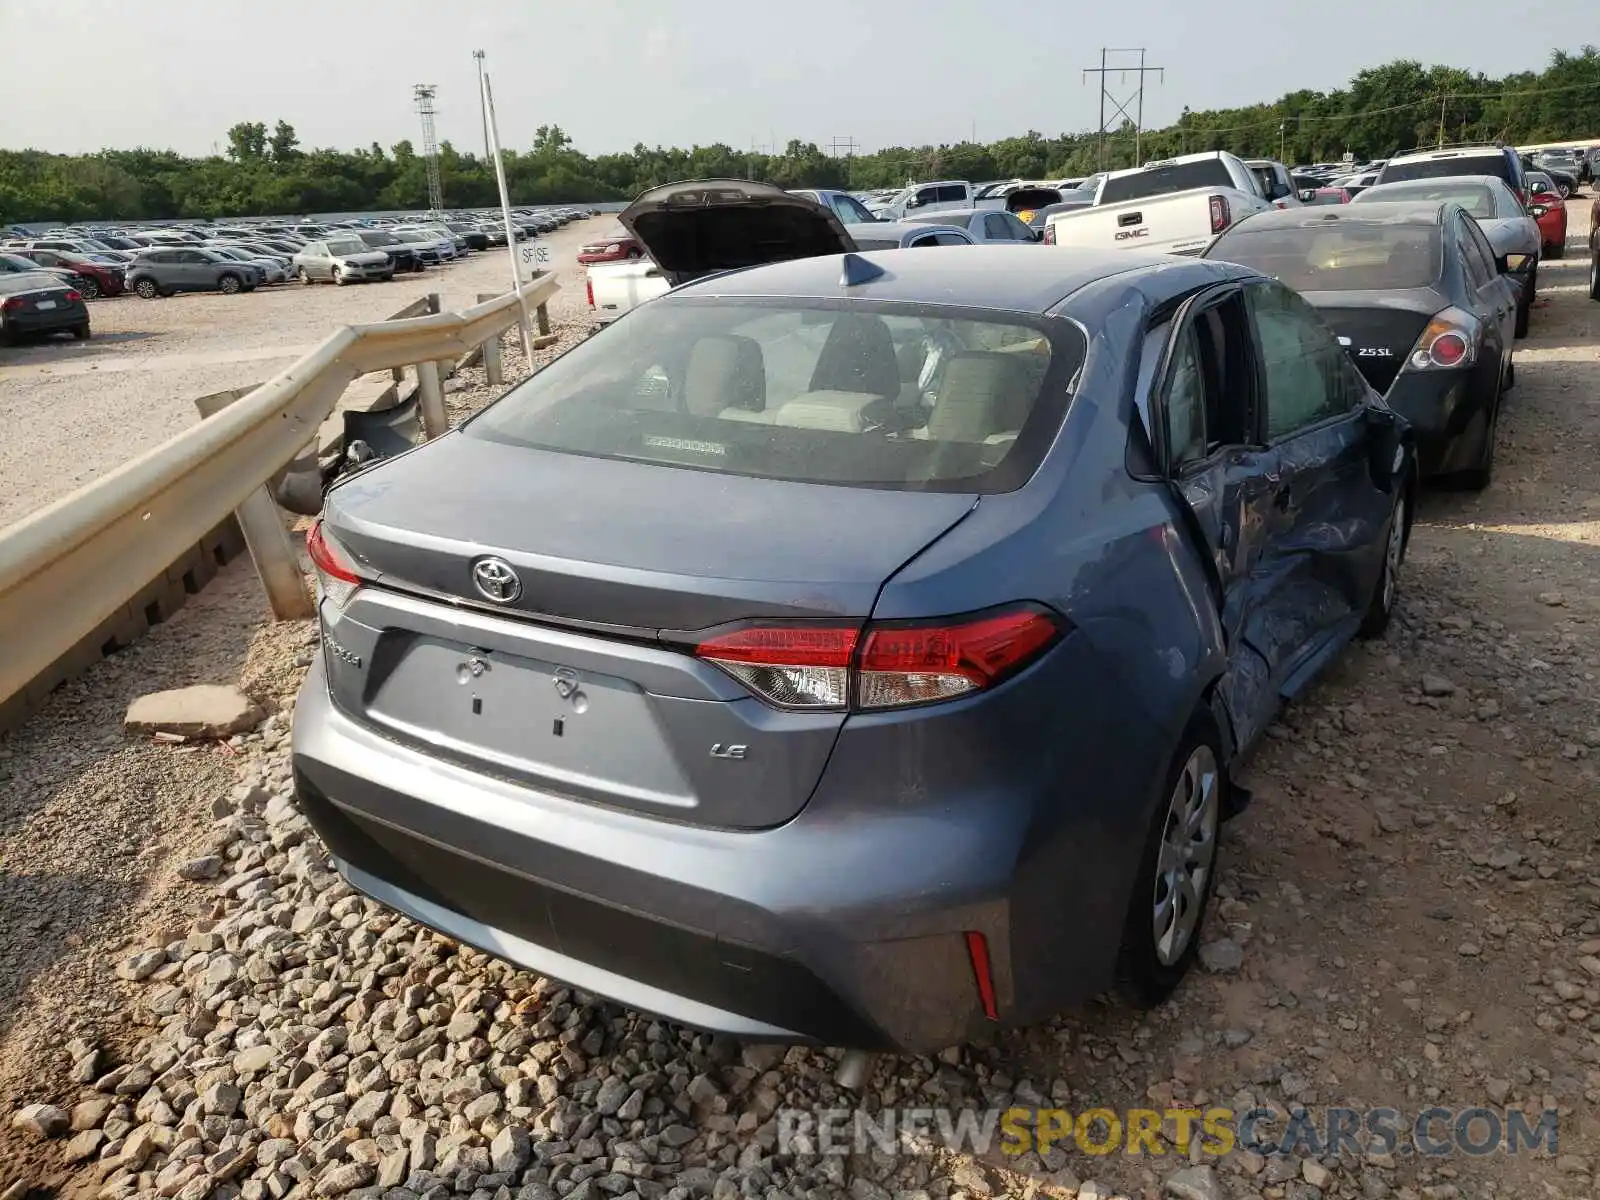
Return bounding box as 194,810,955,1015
586,276,594,308
1043,224,1056,245
1406,308,1478,372
306,518,363,609
1209,194,1230,234
0,297,22,312
693,605,1063,712
65,290,82,302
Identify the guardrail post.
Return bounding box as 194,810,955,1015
530,270,552,336
194,390,315,621
483,332,505,385
417,361,448,439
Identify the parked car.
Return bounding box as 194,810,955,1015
1590,193,1600,302
125,248,262,297
903,208,1040,243
210,246,288,285
1031,194,1097,239
444,222,491,251
1301,187,1353,206
393,227,457,261
11,248,125,298
1330,170,1381,198
878,179,974,220
387,229,446,265
578,230,645,264
1352,176,1540,336
1205,201,1514,488
0,251,88,292
1244,159,1304,208
789,189,882,225
349,230,423,273
294,233,1415,1054
1375,145,1528,205
292,237,396,285
1045,151,1273,255
1530,150,1580,197
1523,172,1569,258
0,271,90,343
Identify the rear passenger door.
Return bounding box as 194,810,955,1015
1457,214,1515,357
1242,280,1395,694
1152,285,1287,751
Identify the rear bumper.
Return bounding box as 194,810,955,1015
1386,369,1487,477
2,305,88,334
291,628,1159,1051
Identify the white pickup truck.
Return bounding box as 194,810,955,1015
1044,151,1273,256
587,259,670,326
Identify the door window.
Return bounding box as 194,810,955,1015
1459,216,1499,285
1161,292,1254,469
833,194,876,224
1248,283,1358,440
932,232,972,246
983,213,1013,240
936,184,968,204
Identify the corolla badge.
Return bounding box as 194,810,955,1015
471,556,521,603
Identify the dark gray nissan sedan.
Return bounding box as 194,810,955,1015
293,225,1415,1052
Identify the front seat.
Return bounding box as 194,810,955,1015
683,334,766,418
808,313,901,399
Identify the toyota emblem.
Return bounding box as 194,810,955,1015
471,556,522,603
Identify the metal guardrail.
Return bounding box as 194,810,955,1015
0,275,560,712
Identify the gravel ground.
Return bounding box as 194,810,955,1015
0,203,1597,1200
0,218,603,527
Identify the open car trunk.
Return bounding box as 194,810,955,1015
1005,187,1063,220
619,179,857,286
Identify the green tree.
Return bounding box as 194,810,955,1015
269,120,301,162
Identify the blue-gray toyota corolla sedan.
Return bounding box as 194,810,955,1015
293,183,1414,1053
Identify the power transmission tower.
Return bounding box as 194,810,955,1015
413,84,445,215
829,136,859,159
1083,48,1164,169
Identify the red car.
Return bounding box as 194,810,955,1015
576,229,643,264
14,248,126,298
1524,173,1568,259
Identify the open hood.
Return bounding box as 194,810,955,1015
619,179,856,286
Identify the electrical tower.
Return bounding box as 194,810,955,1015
413,84,445,215
1083,48,1164,169
829,136,859,159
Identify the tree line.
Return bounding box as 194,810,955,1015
3,49,1597,225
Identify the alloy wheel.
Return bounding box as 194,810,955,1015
1152,744,1220,967
79,279,100,300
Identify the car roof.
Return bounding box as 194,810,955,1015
670,245,1234,314
1226,201,1450,231
1387,146,1506,164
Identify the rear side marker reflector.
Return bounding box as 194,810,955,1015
965,931,999,1020
692,604,1064,712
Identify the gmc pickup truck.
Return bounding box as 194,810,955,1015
1044,151,1273,256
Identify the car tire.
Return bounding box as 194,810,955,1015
72,323,91,341
78,278,101,300
333,269,345,286
133,278,159,299
299,268,313,286
1114,712,1225,1010
1359,485,1408,638
1558,182,1571,199
1515,278,1531,339
217,273,242,296
1547,240,1565,260
1505,358,1515,390
1589,248,1600,302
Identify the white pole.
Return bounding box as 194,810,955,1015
480,64,536,366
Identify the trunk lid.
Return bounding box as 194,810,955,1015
319,434,976,830
619,179,856,286
1304,289,1444,394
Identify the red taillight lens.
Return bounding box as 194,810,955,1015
306,519,363,610
693,605,1063,712
586,277,594,308
0,297,23,312
1428,331,1468,367
1406,308,1478,372
1209,194,1230,234
65,290,82,302
1043,224,1056,245
965,931,999,1020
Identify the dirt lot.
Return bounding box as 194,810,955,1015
0,205,1595,1200
0,218,603,527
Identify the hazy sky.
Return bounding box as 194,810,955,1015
0,0,1581,158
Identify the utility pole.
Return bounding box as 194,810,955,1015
473,51,489,163
1437,93,1449,148
413,84,445,215
1279,121,1287,163
1083,48,1163,169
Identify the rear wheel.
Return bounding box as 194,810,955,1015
1115,716,1224,1008
1590,247,1600,302
72,323,90,341
217,273,242,295
78,278,101,300
1359,487,1408,637
1547,239,1565,260
1515,275,1532,338
133,278,159,299
333,268,345,287
299,268,313,285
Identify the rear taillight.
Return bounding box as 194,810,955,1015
306,518,363,610
1209,195,1230,234
1,297,23,312
1406,308,1479,372
1042,224,1056,245
586,277,594,308
693,604,1064,712
65,290,82,302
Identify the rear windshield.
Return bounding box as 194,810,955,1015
1209,224,1442,291
464,299,1085,493
1101,159,1236,204
1379,154,1509,185
1356,181,1496,217
326,238,368,255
